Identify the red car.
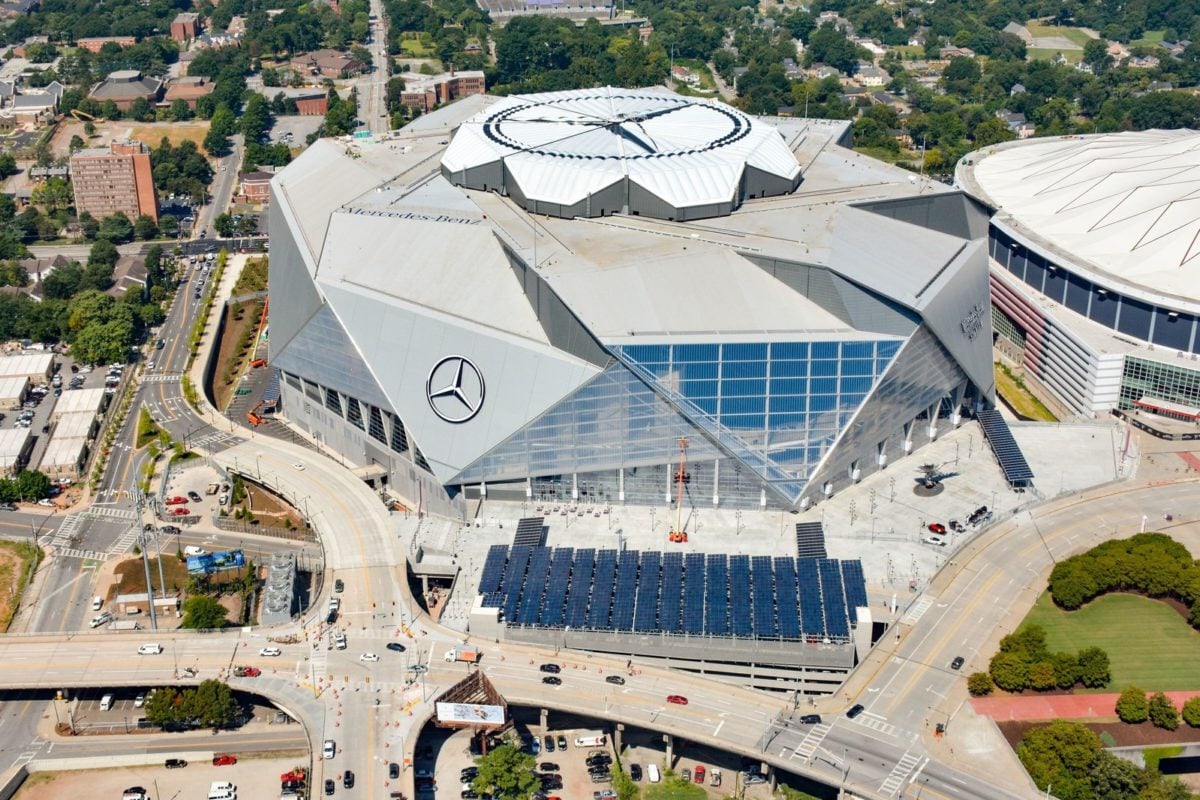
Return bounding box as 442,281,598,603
164,496,187,505
213,754,237,766
233,665,261,677
170,507,190,516
693,766,706,784
666,695,688,705
928,523,947,534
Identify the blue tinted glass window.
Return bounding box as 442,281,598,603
692,397,718,414
768,395,807,413
771,342,809,360
841,341,874,359
811,360,838,377
722,378,765,397
723,360,767,379
842,358,873,376
771,360,808,377
840,376,872,394
623,344,669,363
769,412,807,428
770,378,807,395
678,360,718,380
674,344,719,363
878,341,901,358
812,342,839,359
680,379,718,398
722,343,768,361
810,393,837,412
811,378,838,395
722,413,767,430
721,395,766,414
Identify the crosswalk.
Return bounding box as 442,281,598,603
110,525,142,555
140,373,181,383
900,595,933,626
879,751,923,796
82,506,138,522
190,430,240,449
851,711,903,738
790,722,832,762
55,547,110,562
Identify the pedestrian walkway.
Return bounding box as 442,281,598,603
790,722,832,762
109,524,142,554
972,690,1200,721
53,547,109,562
81,506,137,521
879,751,922,796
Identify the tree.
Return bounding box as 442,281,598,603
83,121,96,137
42,262,84,299
88,238,120,271
0,153,17,179
1016,721,1102,800
1050,652,1079,689
182,678,239,728
1148,692,1179,730
989,651,1029,691
1115,686,1149,723
213,213,235,238
967,671,993,696
203,125,231,157
14,470,51,501
1090,751,1147,799
32,178,72,214
472,744,540,800
1182,696,1200,727
1028,661,1056,691
159,214,179,238
1083,38,1113,72
169,99,191,122
134,214,159,241
1076,646,1110,688
181,595,229,629
98,212,133,243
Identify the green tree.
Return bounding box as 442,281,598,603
1115,686,1149,723
989,651,1029,692
1148,692,1179,730
1082,38,1112,72
1016,720,1102,800
1028,661,1056,691
1090,751,1147,799
181,595,229,629
134,214,158,241
88,237,120,270
42,262,84,299
972,117,1016,147
1076,646,1110,688
159,215,179,238
83,121,96,137
612,766,638,800
0,153,16,179
213,213,235,238
1182,696,1200,727
14,469,51,501
31,177,72,213
169,99,192,122
472,744,540,800
69,134,86,152
1050,652,1079,689
966,671,993,696
181,678,239,728
98,212,134,243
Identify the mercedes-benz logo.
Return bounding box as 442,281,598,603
426,356,485,424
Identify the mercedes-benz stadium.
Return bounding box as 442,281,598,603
268,87,997,516
956,129,1200,423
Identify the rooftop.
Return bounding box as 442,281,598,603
958,130,1200,310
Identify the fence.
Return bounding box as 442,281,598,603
212,516,316,542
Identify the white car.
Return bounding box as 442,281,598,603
323,740,336,759
291,462,305,471
37,498,54,506
184,546,207,556
359,652,379,663
134,693,145,708
922,534,947,547
260,646,282,657
146,361,155,369
137,643,163,655
334,633,347,650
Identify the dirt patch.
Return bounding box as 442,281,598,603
126,121,212,150
13,756,304,800
0,540,38,632
228,483,305,530
213,299,265,411
114,555,190,596
49,120,212,156
997,719,1200,750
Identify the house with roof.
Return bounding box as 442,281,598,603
805,62,841,80
1009,82,1026,96
871,90,911,116
289,49,365,79
259,86,329,116
1001,22,1033,44
1128,54,1160,69
670,64,700,86
239,170,272,203
939,46,975,59
854,62,889,87
76,36,135,53
107,255,147,297
0,0,38,17
10,80,63,121
89,70,163,110
163,76,215,109
997,109,1035,139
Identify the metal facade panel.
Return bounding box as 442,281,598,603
266,205,324,361
321,282,599,484
270,304,392,412
913,239,995,400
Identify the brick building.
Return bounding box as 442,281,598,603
239,171,272,203
397,70,485,113
170,12,201,42
69,141,158,223
163,76,215,109
76,36,136,53
88,70,163,111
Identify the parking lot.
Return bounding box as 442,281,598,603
417,708,781,800
269,115,322,145
13,755,305,800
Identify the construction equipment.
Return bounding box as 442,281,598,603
667,436,689,542
444,646,481,663
70,108,104,123
247,400,266,426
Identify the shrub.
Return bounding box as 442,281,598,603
1115,686,1148,723
1050,652,1079,689
1148,693,1179,731
967,671,993,696
1076,647,1111,689
1029,661,1057,691
1182,697,1200,728
990,651,1030,692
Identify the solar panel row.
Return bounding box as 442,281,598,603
978,408,1034,483
484,546,867,641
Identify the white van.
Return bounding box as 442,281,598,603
647,764,661,784
209,781,236,800
99,693,114,711
137,643,163,655
91,596,103,610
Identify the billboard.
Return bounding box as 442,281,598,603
187,549,246,575
435,703,505,727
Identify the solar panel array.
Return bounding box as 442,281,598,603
977,408,1035,485
795,522,827,559
513,517,547,548
478,546,868,641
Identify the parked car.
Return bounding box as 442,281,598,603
212,754,237,766
544,735,555,752
539,663,560,674
170,507,190,516
343,771,355,789
164,758,187,769
921,534,946,546
386,642,406,652
927,522,947,534
629,764,642,782
541,676,561,685
556,735,566,750
325,779,335,796
260,646,282,657
187,490,202,503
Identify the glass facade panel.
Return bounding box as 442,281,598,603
1119,356,1200,410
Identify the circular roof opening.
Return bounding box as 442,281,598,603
441,87,802,221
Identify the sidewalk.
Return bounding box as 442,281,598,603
972,691,1200,721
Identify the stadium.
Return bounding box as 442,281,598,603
267,87,998,519
956,129,1200,424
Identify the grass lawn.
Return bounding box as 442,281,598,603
892,45,926,60
114,555,191,595
645,779,706,800
1132,29,1165,47
1020,592,1200,692
1027,47,1082,63
994,363,1057,422
0,541,40,632
1025,21,1095,47
126,121,212,149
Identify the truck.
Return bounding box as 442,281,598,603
573,730,606,747
444,646,480,663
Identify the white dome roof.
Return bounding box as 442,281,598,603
440,87,801,219
964,129,1200,303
